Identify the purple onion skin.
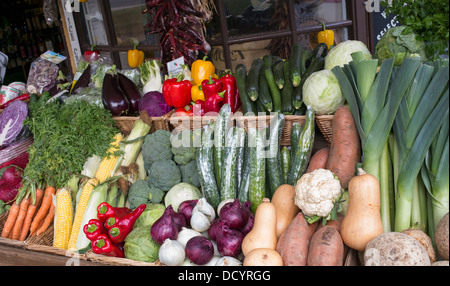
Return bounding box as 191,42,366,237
178,199,198,223
208,218,226,241
239,211,254,236
167,205,186,231
150,206,179,244
185,236,214,265
219,199,249,229
216,224,244,257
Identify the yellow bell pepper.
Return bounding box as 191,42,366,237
317,22,334,48
128,44,145,68
191,84,205,102
191,56,215,85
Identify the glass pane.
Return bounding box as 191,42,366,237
81,0,109,46
109,0,157,46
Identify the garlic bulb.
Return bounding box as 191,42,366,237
215,256,243,266
177,227,202,247
193,198,216,222
159,239,185,266
190,198,216,232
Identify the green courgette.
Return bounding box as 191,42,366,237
289,43,303,87
294,104,307,115
281,59,294,114
266,113,285,197
196,121,220,209
272,58,285,89
258,63,274,112
281,146,291,184
263,56,282,113
220,127,239,201
300,48,313,75
214,104,232,193
248,128,266,213
287,107,315,186
292,57,325,109
247,58,264,101
312,42,329,59
235,64,256,115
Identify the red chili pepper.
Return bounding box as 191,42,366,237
83,45,99,62
91,234,124,258
193,99,205,116
201,76,222,99
83,219,107,241
204,91,225,114
162,76,192,108
97,202,132,223
108,204,147,244
175,104,194,116
219,73,240,112
0,93,30,109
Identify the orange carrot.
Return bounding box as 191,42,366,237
11,196,31,240
19,188,45,241
29,186,56,235
36,203,55,236
1,202,20,238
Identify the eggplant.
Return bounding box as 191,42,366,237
102,72,129,116
71,64,91,94
117,73,142,114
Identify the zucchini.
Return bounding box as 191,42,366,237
272,58,285,89
294,104,307,115
266,113,285,197
214,104,232,192
238,134,251,203
300,48,314,75
248,128,266,213
220,127,239,201
246,58,264,101
235,64,257,114
289,122,303,163
312,42,328,59
263,56,282,113
287,107,315,186
292,57,325,109
289,43,303,87
196,121,220,209
281,146,291,184
258,63,274,112
281,59,294,114
235,128,247,191
256,98,268,115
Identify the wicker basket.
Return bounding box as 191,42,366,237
113,110,175,135
169,114,220,132
85,250,163,266
315,115,333,145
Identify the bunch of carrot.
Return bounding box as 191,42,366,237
1,185,56,241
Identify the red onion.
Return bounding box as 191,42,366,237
185,236,214,265
216,223,244,257
239,202,254,236
150,206,179,244
208,218,226,241
219,199,249,229
166,205,186,231
177,199,198,223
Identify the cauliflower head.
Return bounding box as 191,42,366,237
294,168,342,221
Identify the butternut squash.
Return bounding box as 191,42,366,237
243,248,284,266
271,184,300,239
340,168,384,251
241,198,277,256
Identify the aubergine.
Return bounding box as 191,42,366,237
71,64,91,94
117,73,142,114
102,71,130,116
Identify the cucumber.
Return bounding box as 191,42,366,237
235,128,247,191
289,122,303,162
258,63,274,112
312,42,329,58
263,56,282,113
281,59,294,115
220,127,239,201
281,146,291,184
272,58,285,90
238,134,251,203
214,104,232,192
292,57,325,109
266,113,285,197
300,48,313,75
287,107,315,186
235,64,256,115
248,128,266,214
197,121,220,209
289,43,303,87
246,58,264,101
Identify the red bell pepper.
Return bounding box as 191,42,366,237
162,76,192,108
83,219,107,241
201,76,222,99
193,99,205,116
104,216,119,230
108,204,147,244
175,104,194,116
83,45,99,62
92,234,125,258
205,91,225,114
97,202,132,223
219,73,240,112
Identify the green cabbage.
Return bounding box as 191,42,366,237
164,182,202,212
302,69,344,115
133,203,165,228
375,26,427,66
124,226,160,262
324,40,372,70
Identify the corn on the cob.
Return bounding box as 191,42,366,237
94,133,124,183
67,178,98,251
53,188,74,250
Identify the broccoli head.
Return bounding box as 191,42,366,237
142,130,173,171
178,160,200,188
147,159,181,192
170,129,198,165
127,179,166,208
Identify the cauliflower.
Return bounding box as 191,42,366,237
141,130,173,170
294,168,342,223
178,160,200,188
147,159,181,192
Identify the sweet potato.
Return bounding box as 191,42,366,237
316,213,345,232
306,147,330,173
276,212,312,266
307,225,345,266
326,106,361,189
